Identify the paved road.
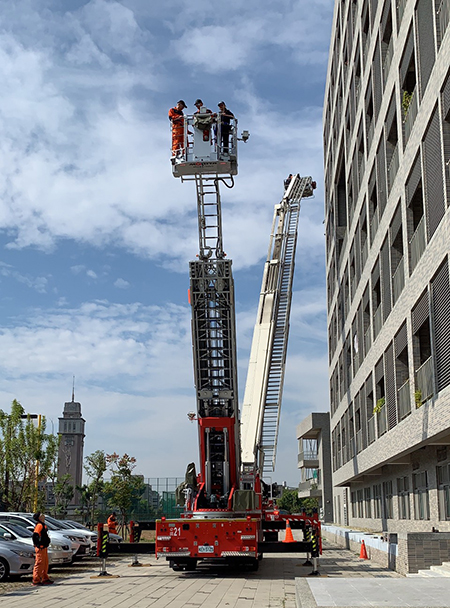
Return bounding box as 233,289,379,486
0,540,402,608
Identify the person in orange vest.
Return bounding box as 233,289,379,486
107,512,117,534
32,512,53,586
168,100,187,157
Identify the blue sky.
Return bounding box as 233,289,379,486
0,0,333,486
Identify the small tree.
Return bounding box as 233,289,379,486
0,400,59,511
277,489,319,514
84,450,107,526
52,474,74,517
103,453,145,537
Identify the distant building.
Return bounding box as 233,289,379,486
58,390,85,506
297,413,333,523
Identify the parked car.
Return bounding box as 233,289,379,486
0,521,72,566
44,516,98,552
9,513,91,557
0,538,35,582
63,520,123,544
0,513,81,556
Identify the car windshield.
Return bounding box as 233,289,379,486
0,522,32,538
44,516,71,530
64,521,85,530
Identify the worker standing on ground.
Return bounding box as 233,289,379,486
107,511,118,534
217,101,235,154
168,100,187,156
32,512,53,586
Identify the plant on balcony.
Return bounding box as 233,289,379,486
373,396,385,415
402,90,413,120
415,389,423,408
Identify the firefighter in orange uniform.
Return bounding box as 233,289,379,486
32,512,53,586
168,100,187,156
107,512,118,534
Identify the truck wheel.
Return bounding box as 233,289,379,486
0,557,10,582
184,559,197,571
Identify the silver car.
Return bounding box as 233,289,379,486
0,538,35,581
0,521,72,566
63,520,123,546
0,513,81,556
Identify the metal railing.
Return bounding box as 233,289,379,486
374,305,383,338
368,416,376,444
398,378,411,420
404,89,418,143
387,142,399,191
410,216,426,272
298,450,319,462
370,208,379,243
416,356,434,403
356,429,363,453
397,0,408,29
392,256,405,303
377,405,388,436
364,326,372,356
383,37,394,85
438,0,450,38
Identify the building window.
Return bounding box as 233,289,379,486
413,471,430,520
357,489,364,518
383,480,394,519
364,487,372,518
373,484,382,518
351,491,357,518
397,476,411,519
437,464,450,520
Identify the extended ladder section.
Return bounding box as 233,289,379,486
189,174,240,505
240,175,315,476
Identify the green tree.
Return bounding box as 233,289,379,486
0,400,59,511
103,453,145,537
52,474,74,517
277,489,319,514
84,450,107,526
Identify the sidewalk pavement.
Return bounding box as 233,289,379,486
0,539,407,608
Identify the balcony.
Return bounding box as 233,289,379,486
356,429,363,453
403,89,418,143
383,37,394,85
368,416,376,445
298,479,322,498
377,404,388,437
438,0,450,39
297,450,319,468
397,378,411,420
415,356,434,404
364,326,372,356
370,208,379,244
374,305,383,338
392,256,405,303
410,216,426,272
387,142,399,191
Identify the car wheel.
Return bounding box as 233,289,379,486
0,557,10,582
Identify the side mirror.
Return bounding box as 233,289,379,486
3,533,13,539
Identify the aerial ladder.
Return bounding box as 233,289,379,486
154,107,321,573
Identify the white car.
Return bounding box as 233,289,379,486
11,514,90,557
0,521,72,566
64,520,123,545
0,514,81,556
44,516,97,553
0,538,35,581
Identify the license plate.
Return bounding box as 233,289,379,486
198,545,214,553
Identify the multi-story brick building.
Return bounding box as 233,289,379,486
324,0,450,542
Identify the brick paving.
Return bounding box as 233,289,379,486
0,539,402,608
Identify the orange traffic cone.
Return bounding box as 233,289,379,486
283,520,295,543
360,539,368,559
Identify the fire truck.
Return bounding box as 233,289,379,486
155,106,320,572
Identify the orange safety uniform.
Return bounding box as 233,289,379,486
32,521,51,584
168,106,186,154
107,514,117,534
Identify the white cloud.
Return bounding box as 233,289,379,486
114,278,130,289
86,269,97,279
0,261,49,293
